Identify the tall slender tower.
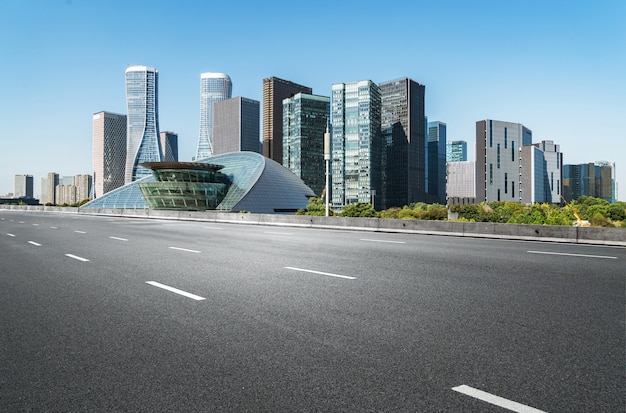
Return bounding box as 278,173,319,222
125,65,160,183
93,111,126,197
195,72,232,161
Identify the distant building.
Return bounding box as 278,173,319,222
195,72,232,160
331,80,382,210
93,111,127,198
282,93,330,197
563,161,616,203
55,175,92,205
14,174,33,198
160,131,179,162
520,140,563,204
262,77,312,164
475,119,532,202
379,77,427,208
125,65,160,183
213,97,260,155
41,172,59,204
427,121,447,204
447,161,476,199
446,140,467,162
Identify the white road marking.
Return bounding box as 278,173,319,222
284,266,357,280
18,221,24,224
109,236,129,241
265,231,293,235
204,227,223,230
360,238,406,244
7,233,15,237
169,246,201,253
50,226,58,229
28,241,42,246
527,250,617,259
146,281,206,301
452,385,546,413
32,223,39,226
74,230,86,234
65,254,90,262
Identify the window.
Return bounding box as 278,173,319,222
497,144,501,168
504,173,508,193
511,141,515,161
489,164,493,185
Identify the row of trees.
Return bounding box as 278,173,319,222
297,196,626,228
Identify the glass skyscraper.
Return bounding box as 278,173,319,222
283,93,330,197
125,65,161,183
331,80,382,210
195,72,232,161
446,140,467,162
427,121,447,204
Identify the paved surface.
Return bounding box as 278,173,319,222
1,210,624,412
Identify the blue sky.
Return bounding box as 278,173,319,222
1,0,624,200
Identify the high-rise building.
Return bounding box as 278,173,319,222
563,161,616,203
447,161,476,198
14,174,33,198
93,111,127,198
475,119,532,202
446,140,467,162
282,93,330,197
427,121,447,204
40,172,59,204
125,65,160,183
213,97,260,155
262,77,312,164
379,78,426,208
195,73,232,160
331,80,382,210
160,131,179,162
520,140,563,204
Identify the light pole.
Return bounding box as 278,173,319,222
324,125,330,217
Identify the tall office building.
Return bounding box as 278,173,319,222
520,140,563,204
125,65,161,183
563,161,616,203
93,111,127,198
74,174,93,202
447,140,467,162
40,172,59,204
379,78,426,208
427,121,447,204
160,131,179,162
195,73,232,160
331,80,382,210
475,119,532,202
213,97,260,155
262,77,312,164
282,93,330,197
14,174,33,198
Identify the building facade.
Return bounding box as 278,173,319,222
563,161,616,203
262,77,312,164
475,119,532,202
213,97,260,155
195,73,232,160
446,140,467,162
446,161,476,199
125,65,161,183
282,93,330,197
160,131,179,162
41,172,59,204
14,174,33,198
379,78,426,208
427,121,447,204
331,80,382,210
520,140,562,204
93,111,127,198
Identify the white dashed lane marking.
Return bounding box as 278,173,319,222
146,281,206,301
284,266,357,280
452,385,546,413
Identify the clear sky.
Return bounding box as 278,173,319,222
1,0,624,200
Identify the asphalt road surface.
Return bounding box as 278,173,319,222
1,210,624,412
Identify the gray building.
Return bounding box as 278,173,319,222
40,172,59,204
213,97,260,155
160,131,179,162
282,93,330,197
476,119,532,202
563,161,616,203
427,121,447,204
520,140,563,204
14,174,33,198
93,111,127,198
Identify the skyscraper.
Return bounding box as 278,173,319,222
125,65,160,183
262,77,312,164
427,121,447,204
41,172,59,204
283,93,330,197
379,78,426,208
160,131,179,162
195,73,232,160
93,111,127,198
213,96,260,155
563,161,616,203
520,140,563,204
14,174,33,198
331,80,382,210
475,119,532,202
446,140,467,162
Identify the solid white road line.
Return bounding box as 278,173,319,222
28,241,42,246
169,246,201,253
360,238,406,244
146,281,206,301
74,230,86,234
65,254,90,262
7,233,15,237
452,385,546,413
527,250,617,259
109,236,129,241
284,266,357,280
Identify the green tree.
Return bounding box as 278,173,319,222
341,203,378,217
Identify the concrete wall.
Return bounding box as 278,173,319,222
1,205,624,246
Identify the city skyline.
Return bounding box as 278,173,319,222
1,1,624,200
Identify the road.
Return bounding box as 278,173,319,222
1,210,624,412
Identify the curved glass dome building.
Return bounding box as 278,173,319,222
82,152,315,214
